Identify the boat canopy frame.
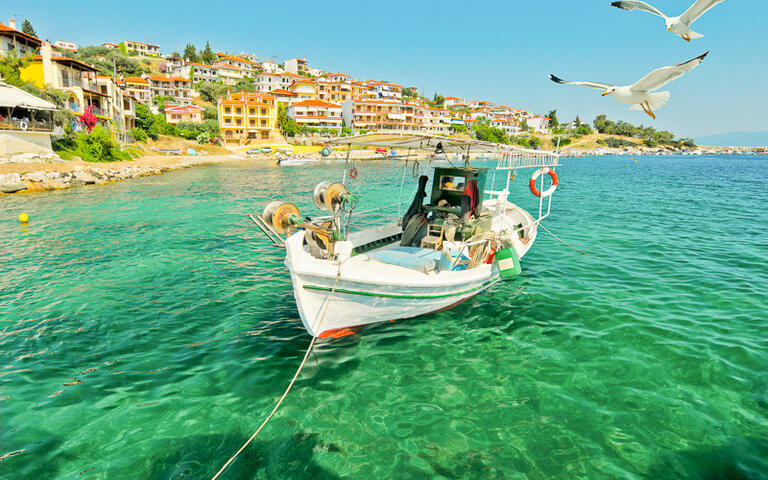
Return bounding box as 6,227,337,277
329,132,560,225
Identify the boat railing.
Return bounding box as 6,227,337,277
495,151,560,170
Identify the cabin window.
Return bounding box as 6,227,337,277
439,175,466,192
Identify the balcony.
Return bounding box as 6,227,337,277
0,119,55,133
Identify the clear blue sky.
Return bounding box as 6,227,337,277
5,0,767,138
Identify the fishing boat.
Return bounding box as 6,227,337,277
277,156,317,166
250,133,560,338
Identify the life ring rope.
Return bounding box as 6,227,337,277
349,167,359,180
19,120,29,131
529,167,559,197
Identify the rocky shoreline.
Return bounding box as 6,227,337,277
0,152,243,195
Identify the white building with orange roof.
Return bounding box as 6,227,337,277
417,106,452,134
444,96,466,108
287,100,342,130
489,117,520,137
123,76,150,104
147,75,193,104
279,72,305,89
170,62,220,84
164,102,203,124
258,59,281,74
284,58,307,75
342,99,419,132
0,19,42,56
218,91,278,143
525,115,550,134
254,72,282,92
268,88,297,106
288,79,317,101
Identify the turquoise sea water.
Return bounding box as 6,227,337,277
1,155,767,479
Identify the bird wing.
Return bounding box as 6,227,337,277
610,1,667,18
631,52,708,92
549,75,613,91
680,0,725,25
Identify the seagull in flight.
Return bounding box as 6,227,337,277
549,52,708,120
611,0,725,42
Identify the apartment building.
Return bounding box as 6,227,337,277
369,81,403,101
342,99,419,132
417,107,452,135
268,88,297,107
94,75,137,139
147,75,193,104
122,40,161,57
0,20,42,57
170,62,220,84
53,40,77,52
287,100,342,130
525,116,551,134
19,43,111,126
444,96,466,108
351,81,375,101
289,80,317,101
489,118,521,137
317,79,352,104
284,58,307,75
123,76,150,104
258,59,281,73
253,72,282,93
218,91,278,143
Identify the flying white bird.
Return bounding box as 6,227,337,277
549,52,708,119
611,0,725,42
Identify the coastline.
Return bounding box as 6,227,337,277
0,153,251,195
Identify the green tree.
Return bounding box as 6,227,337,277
189,66,196,81
201,41,216,64
402,87,417,99
277,104,301,136
182,43,198,62
21,19,37,37
528,136,542,149
197,82,229,103
135,103,160,140
232,77,257,92
432,94,445,108
547,109,559,129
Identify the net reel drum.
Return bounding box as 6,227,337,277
262,201,301,235
313,182,349,211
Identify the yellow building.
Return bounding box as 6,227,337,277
218,91,278,144
288,80,317,101
19,43,112,127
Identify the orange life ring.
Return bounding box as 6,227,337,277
529,167,559,197
349,167,359,180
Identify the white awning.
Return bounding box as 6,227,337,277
387,113,406,120
0,82,58,111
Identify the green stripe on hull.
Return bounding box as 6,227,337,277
302,280,499,300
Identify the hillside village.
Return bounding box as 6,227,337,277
1,18,560,154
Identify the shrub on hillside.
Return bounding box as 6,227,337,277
53,126,131,162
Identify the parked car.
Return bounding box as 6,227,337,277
375,147,388,155
260,146,273,154
246,148,261,155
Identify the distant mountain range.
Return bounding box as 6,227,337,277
696,131,768,147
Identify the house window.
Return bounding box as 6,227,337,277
236,108,242,114
249,109,255,115
225,107,231,114
261,120,266,127
261,108,266,115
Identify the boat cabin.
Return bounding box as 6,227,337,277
429,166,487,218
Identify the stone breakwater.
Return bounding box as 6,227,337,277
0,159,206,195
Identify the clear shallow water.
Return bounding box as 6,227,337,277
1,155,767,479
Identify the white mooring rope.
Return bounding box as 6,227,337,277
539,224,589,256
210,264,344,479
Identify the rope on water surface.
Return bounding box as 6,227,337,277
210,263,343,480
539,224,589,256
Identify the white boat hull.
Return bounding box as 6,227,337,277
283,200,537,337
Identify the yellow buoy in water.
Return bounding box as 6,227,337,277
19,213,29,223
634,160,638,163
